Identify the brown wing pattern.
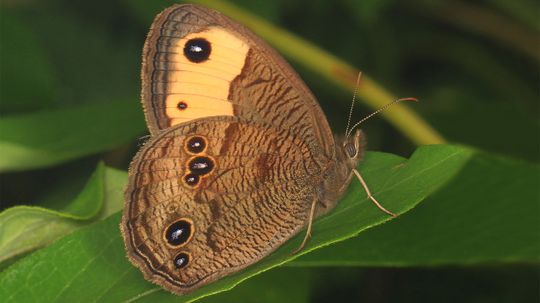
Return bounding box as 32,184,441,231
121,116,324,294
141,4,336,158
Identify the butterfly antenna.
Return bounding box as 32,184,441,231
346,97,418,138
345,72,363,136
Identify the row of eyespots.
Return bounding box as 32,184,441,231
165,219,193,269
165,134,214,269
183,136,215,187
174,38,212,113
160,39,212,271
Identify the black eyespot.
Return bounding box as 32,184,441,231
188,156,214,175
165,220,192,246
184,173,199,186
173,252,190,269
177,101,188,110
186,136,206,154
184,38,211,63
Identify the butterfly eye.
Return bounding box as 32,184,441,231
344,142,357,158
173,252,190,269
165,219,193,246
184,38,211,63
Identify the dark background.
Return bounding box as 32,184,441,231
1,0,538,302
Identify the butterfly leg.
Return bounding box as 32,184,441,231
292,196,318,255
353,168,397,217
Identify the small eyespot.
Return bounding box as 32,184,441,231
184,173,200,186
188,156,214,175
167,203,178,213
177,101,188,110
184,38,211,63
173,252,190,269
165,219,192,246
186,136,206,154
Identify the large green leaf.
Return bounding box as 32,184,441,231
0,101,145,172
0,165,127,265
198,267,311,303
0,145,469,302
292,151,540,266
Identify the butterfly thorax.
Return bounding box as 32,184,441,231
317,129,366,216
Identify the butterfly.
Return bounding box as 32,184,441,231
121,4,398,295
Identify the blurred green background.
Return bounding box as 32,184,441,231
0,0,538,302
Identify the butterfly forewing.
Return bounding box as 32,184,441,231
141,4,335,157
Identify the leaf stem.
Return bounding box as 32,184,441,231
192,0,446,145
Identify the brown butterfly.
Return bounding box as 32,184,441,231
121,4,399,295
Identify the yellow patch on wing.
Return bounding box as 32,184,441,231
163,27,249,126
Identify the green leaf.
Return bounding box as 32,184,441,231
0,145,469,302
0,164,127,264
292,150,540,266
13,4,142,109
198,267,311,303
0,101,145,172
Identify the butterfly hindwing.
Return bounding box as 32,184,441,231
121,116,321,294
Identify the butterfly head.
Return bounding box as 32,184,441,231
341,129,365,167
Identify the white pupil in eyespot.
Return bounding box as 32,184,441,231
171,229,183,240
190,45,203,52
193,162,208,169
